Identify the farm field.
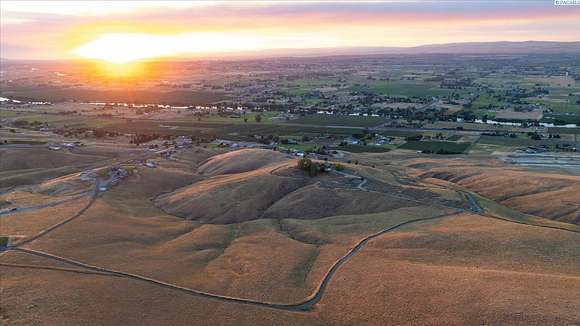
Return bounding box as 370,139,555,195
288,114,386,127
331,144,393,153
353,80,453,97
398,140,471,153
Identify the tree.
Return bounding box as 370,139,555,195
255,114,262,123
530,133,542,141
309,162,319,177
297,158,319,177
297,157,310,171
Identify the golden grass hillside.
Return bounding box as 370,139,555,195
155,163,312,223
197,148,290,176
156,149,431,223
419,166,580,225
0,148,104,171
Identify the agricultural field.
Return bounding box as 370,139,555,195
332,144,393,153
288,114,386,127
477,135,553,147
398,140,471,153
353,80,453,97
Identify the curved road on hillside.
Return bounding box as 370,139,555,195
0,192,88,217
7,178,100,248
3,165,580,312
10,211,458,311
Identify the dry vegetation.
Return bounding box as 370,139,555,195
1,146,579,325
407,158,580,225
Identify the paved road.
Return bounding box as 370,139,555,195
10,211,458,311
0,144,48,149
0,192,88,217
3,156,579,312
7,178,100,248
461,191,485,215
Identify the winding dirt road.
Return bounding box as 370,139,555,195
7,178,100,248
2,166,579,312
10,211,458,311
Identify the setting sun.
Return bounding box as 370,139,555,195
94,60,147,78
70,32,340,63
72,34,178,63
71,32,272,63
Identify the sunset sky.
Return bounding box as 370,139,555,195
1,0,579,62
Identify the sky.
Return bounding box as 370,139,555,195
1,0,579,62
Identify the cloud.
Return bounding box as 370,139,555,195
1,1,579,60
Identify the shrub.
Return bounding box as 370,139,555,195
297,158,320,177
436,149,461,155
405,135,423,141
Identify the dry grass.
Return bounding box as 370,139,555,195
155,163,311,223
0,148,104,172
263,184,412,219
198,148,290,176
317,214,580,325
2,147,580,325
1,197,89,238
420,166,580,224
0,266,322,326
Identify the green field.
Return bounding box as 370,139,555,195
0,89,228,105
477,135,549,147
194,112,279,124
277,143,316,152
356,80,452,97
399,141,471,153
471,94,503,110
447,135,463,141
288,115,385,127
332,144,392,153
536,99,579,114
2,112,117,128
542,113,580,125
286,79,334,96
1,140,48,145
548,127,580,135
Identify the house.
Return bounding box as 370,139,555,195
144,161,156,168
345,137,360,145
175,135,193,148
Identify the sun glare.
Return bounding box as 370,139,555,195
70,31,332,64
96,60,146,78
72,34,177,64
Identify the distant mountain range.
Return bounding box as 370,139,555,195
2,41,579,62
215,41,580,59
